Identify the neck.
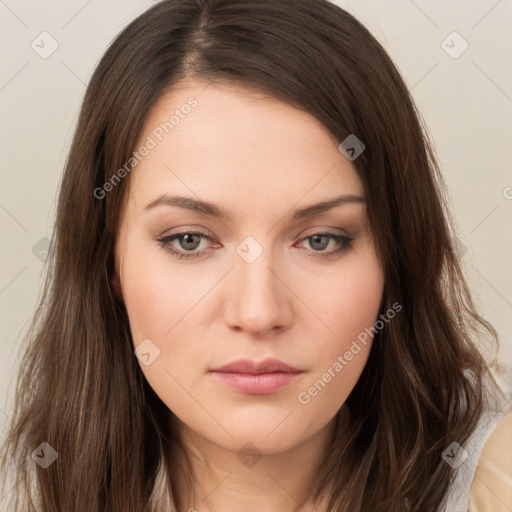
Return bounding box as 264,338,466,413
170,407,350,512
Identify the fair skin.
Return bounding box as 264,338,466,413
114,80,385,512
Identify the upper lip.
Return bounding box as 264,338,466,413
211,358,302,374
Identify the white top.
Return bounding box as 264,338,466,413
443,368,512,512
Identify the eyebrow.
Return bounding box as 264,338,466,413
144,193,365,220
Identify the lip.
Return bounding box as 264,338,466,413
210,358,303,394
211,358,302,374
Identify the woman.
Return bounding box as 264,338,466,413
1,0,511,510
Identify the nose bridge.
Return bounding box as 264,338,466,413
227,235,289,333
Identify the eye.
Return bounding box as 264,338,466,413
157,231,215,260
295,232,354,258
156,230,354,260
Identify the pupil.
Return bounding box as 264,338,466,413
311,235,328,250
182,234,199,250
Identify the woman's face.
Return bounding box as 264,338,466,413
114,80,384,454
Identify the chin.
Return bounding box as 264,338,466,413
207,414,322,455
220,430,303,456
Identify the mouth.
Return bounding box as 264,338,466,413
210,358,303,394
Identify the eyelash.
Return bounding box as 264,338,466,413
156,231,354,260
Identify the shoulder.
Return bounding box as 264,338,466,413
468,408,512,511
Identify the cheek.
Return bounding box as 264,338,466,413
310,251,384,353
120,243,225,379
294,251,384,411
121,249,211,344
121,254,211,423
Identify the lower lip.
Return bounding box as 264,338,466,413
211,371,302,394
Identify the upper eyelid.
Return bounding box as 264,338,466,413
159,223,352,238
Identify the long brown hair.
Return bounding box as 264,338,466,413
0,0,504,510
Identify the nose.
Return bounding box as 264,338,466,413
224,246,293,336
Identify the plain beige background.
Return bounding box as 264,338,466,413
1,0,511,446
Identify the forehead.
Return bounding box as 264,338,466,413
126,80,364,216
